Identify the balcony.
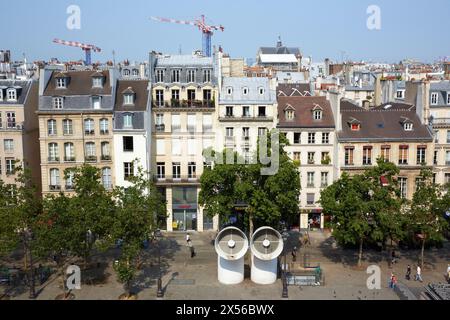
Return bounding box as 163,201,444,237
101,155,112,161
432,118,450,128
100,130,109,135
85,156,97,163
64,156,76,162
153,100,214,109
155,124,165,132
219,115,273,122
49,185,61,191
307,159,315,165
202,125,213,133
154,175,200,184
85,130,95,136
48,157,60,163
307,184,315,188
0,122,24,131
225,136,236,146
65,185,74,191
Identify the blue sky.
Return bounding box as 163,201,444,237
2,0,450,64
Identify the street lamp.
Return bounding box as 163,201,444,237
23,228,36,299
155,229,164,298
281,228,289,299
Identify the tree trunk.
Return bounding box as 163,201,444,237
358,238,363,267
421,239,425,270
124,281,131,298
249,211,254,240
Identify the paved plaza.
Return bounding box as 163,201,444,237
2,230,449,300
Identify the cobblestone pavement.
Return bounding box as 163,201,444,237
3,230,449,300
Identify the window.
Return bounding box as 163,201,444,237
172,162,181,179
203,89,212,101
188,138,196,155
404,123,413,131
307,152,315,164
92,96,101,109
242,127,250,140
398,177,407,199
132,69,139,76
188,162,197,179
5,158,15,175
434,150,438,165
84,119,94,134
363,146,372,165
171,114,181,132
123,136,134,152
203,114,212,133
243,87,249,95
308,133,316,144
65,170,74,190
381,146,391,162
102,168,112,189
306,193,315,206
156,139,165,155
4,139,13,152
294,133,301,144
431,92,438,105
56,78,66,88
258,106,266,117
64,143,75,161
258,127,267,137
445,173,450,185
187,69,196,83
156,114,164,132
156,69,164,83
226,87,233,95
285,110,294,120
124,162,134,180
100,119,109,134
123,114,133,128
48,119,57,135
399,146,409,165
101,142,110,160
92,77,103,88
321,172,329,188
124,93,134,105
307,172,315,188
123,69,131,77
396,90,405,99
63,119,73,135
85,142,96,159
50,169,60,188
171,69,180,83
187,89,196,102
447,130,450,143
345,147,354,165
157,163,165,179
226,106,234,117
322,133,330,144
351,123,360,131
171,89,180,101
446,151,450,165
6,112,15,128
53,97,63,109
293,152,301,161
313,110,322,120
447,92,450,105
243,106,250,117
417,147,426,165
259,87,265,95
203,69,211,83
155,90,164,107
172,138,181,155
321,152,330,164
226,127,234,137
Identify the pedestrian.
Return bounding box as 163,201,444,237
391,250,397,265
389,273,395,288
186,233,190,245
291,247,297,262
446,264,450,283
415,265,423,282
188,239,195,258
392,274,398,289
406,265,411,281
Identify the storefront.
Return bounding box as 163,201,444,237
300,209,324,230
172,187,198,231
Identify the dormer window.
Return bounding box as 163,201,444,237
259,87,265,95
123,69,131,77
404,123,413,131
226,87,233,95
92,96,101,109
132,69,139,76
53,97,63,109
431,92,438,105
313,110,322,120
92,77,103,88
6,88,16,101
351,123,360,131
286,110,294,120
243,87,249,95
447,92,450,105
124,94,134,105
56,78,66,89
0,88,3,100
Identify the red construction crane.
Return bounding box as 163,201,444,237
150,15,224,57
53,38,101,65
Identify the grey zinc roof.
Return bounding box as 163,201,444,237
345,84,375,92
156,55,213,67
219,77,275,104
259,47,301,56
0,80,32,105
429,81,450,106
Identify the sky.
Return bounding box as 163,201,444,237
2,0,450,64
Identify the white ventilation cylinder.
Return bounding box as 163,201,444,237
215,227,249,285
250,227,284,285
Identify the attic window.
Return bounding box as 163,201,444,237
92,77,103,88
243,87,249,95
404,123,413,131
351,123,360,131
56,78,66,88
259,87,265,95
285,110,294,120
6,88,17,101
313,110,322,120
132,69,139,76
124,93,134,105
226,87,233,95
123,69,131,76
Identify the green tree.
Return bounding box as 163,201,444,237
409,168,449,269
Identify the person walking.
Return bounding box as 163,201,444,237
391,250,397,265
186,233,190,245
392,274,398,289
389,273,395,288
415,265,423,282
406,265,411,281
446,264,450,283
188,239,195,258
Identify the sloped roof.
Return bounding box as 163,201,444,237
43,70,112,96
114,80,149,111
220,77,275,104
277,96,335,128
277,83,311,97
